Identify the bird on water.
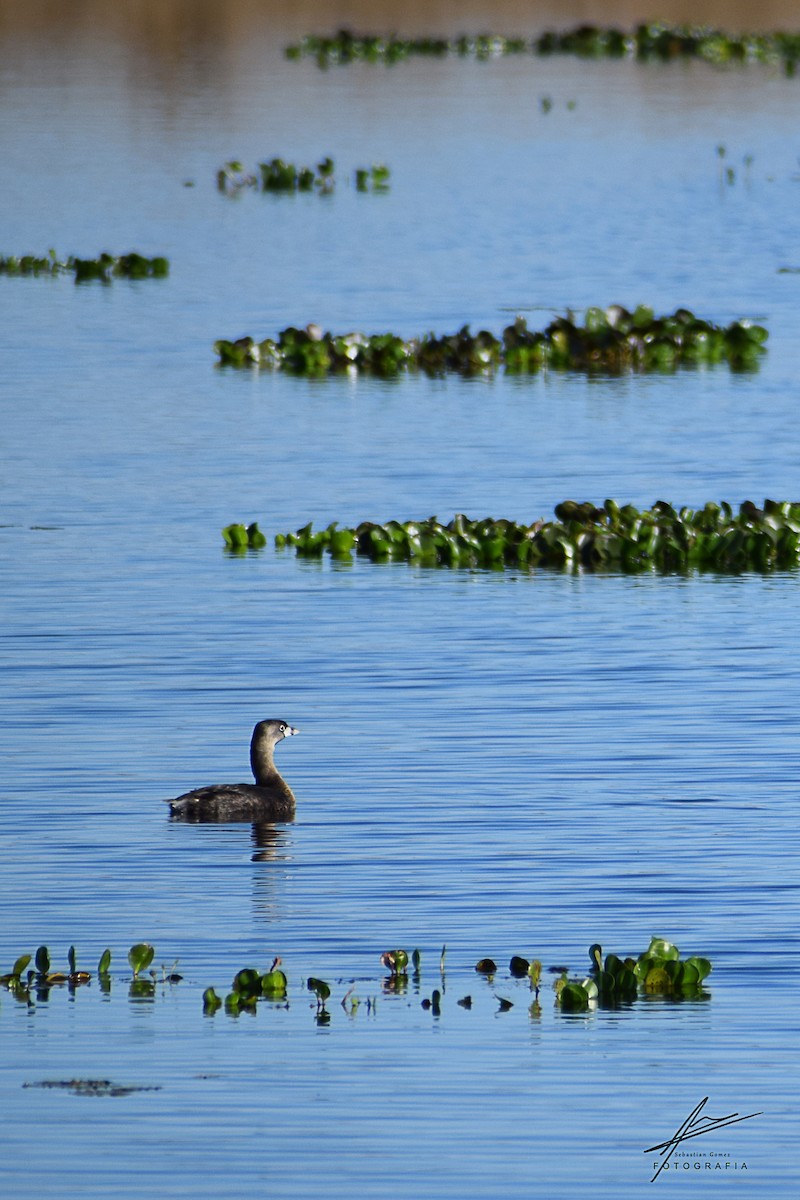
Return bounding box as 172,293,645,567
166,719,299,822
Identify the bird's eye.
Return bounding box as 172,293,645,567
279,724,285,732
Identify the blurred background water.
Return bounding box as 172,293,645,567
1,2,798,1195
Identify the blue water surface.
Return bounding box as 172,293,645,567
1,3,798,1195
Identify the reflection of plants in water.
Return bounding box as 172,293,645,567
215,308,768,374
234,498,800,574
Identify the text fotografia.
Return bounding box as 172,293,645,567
652,1156,748,1173
646,1097,762,1183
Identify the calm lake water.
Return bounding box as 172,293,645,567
1,2,799,1195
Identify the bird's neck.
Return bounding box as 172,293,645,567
251,745,279,785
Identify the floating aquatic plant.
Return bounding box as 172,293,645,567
286,24,800,75
214,308,767,376
216,157,389,197
222,522,267,551
1,938,712,1027
217,156,336,195
0,251,168,282
0,943,178,1006
554,937,712,1012
257,498,800,575
354,163,390,192
380,949,409,975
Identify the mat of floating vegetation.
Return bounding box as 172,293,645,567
0,252,168,282
207,937,711,1019
286,24,800,73
214,308,767,376
224,500,800,574
217,157,389,195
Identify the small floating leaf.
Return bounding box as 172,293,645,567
644,965,671,992
646,936,680,961
203,987,222,1014
232,968,262,998
558,982,591,1011
98,948,112,975
475,958,497,974
128,943,155,978
35,946,50,975
12,954,32,978
380,949,409,975
684,955,712,982
307,977,331,1002
261,969,288,998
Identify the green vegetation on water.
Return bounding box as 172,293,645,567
555,937,712,1012
215,936,710,1019
1,943,181,1003
214,307,767,376
286,24,800,75
227,499,800,574
217,157,389,195
2,937,711,1023
0,251,169,282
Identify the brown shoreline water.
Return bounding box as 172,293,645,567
2,0,800,47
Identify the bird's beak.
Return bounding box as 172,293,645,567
285,726,299,737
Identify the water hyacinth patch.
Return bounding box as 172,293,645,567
0,251,168,282
222,521,267,551
216,157,388,196
214,308,767,376
217,156,336,195
286,24,800,75
259,499,800,575
555,937,712,1012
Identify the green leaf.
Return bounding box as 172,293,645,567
68,946,77,974
329,527,355,555
646,936,679,960
233,968,262,998
643,964,671,992
559,982,590,1011
11,954,31,978
475,958,497,974
246,522,267,549
202,987,222,1013
128,943,155,978
35,946,50,975
261,969,288,997
98,948,112,974
684,955,712,982
307,976,331,1001
222,523,249,549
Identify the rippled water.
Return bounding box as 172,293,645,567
1,2,799,1195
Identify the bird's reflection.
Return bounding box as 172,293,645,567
250,820,292,862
